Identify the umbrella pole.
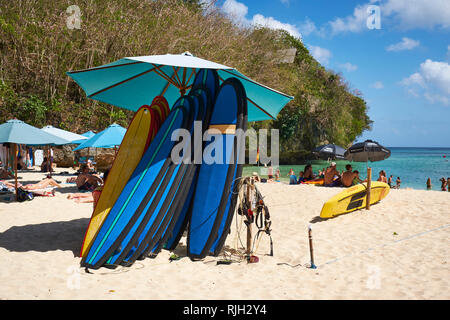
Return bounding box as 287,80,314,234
366,167,372,210
13,144,18,201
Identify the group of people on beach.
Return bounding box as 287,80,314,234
286,162,402,189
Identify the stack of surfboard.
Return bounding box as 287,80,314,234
80,69,248,269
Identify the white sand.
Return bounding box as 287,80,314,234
0,168,448,300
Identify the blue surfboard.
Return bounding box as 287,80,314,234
159,69,219,253
81,97,194,269
104,95,200,267
119,93,205,264
187,77,248,260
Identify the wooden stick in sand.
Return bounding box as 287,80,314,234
366,167,372,210
246,179,252,257
308,225,317,269
13,144,18,201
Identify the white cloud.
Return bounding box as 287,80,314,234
400,72,426,88
252,14,301,39
371,81,384,89
382,0,450,30
309,45,332,65
419,59,450,94
323,0,450,36
329,4,370,34
386,37,420,52
339,62,358,72
221,0,301,39
401,59,450,105
222,0,248,24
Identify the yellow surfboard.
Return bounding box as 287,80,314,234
320,182,390,218
79,105,157,258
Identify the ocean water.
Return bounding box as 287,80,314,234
243,147,450,191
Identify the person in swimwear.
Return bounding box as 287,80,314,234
1,177,61,191
395,177,401,189
324,162,341,187
267,166,274,180
303,164,314,181
388,175,393,188
352,170,364,185
426,178,432,190
341,164,359,187
377,170,388,183
76,164,103,191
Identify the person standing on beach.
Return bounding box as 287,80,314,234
447,178,450,192
388,175,393,188
439,177,447,191
426,178,432,190
396,177,401,189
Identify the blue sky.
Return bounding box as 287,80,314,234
204,0,450,147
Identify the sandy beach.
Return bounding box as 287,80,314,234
0,167,448,300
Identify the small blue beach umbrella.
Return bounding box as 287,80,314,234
41,125,88,144
67,52,294,122
71,130,96,145
73,124,126,151
0,120,70,146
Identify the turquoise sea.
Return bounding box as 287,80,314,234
243,147,450,191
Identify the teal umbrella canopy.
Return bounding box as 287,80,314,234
41,125,88,144
73,124,126,151
71,130,96,144
67,52,294,122
0,119,70,145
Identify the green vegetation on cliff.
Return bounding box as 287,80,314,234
0,0,372,163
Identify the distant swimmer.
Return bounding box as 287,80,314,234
388,175,393,188
395,177,401,189
439,177,447,191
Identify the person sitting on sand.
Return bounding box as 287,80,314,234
0,167,14,179
40,157,53,173
68,169,109,207
341,164,359,187
289,170,297,185
297,171,305,183
352,170,364,185
324,162,341,187
76,164,103,191
303,164,314,181
267,166,273,180
275,168,280,181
